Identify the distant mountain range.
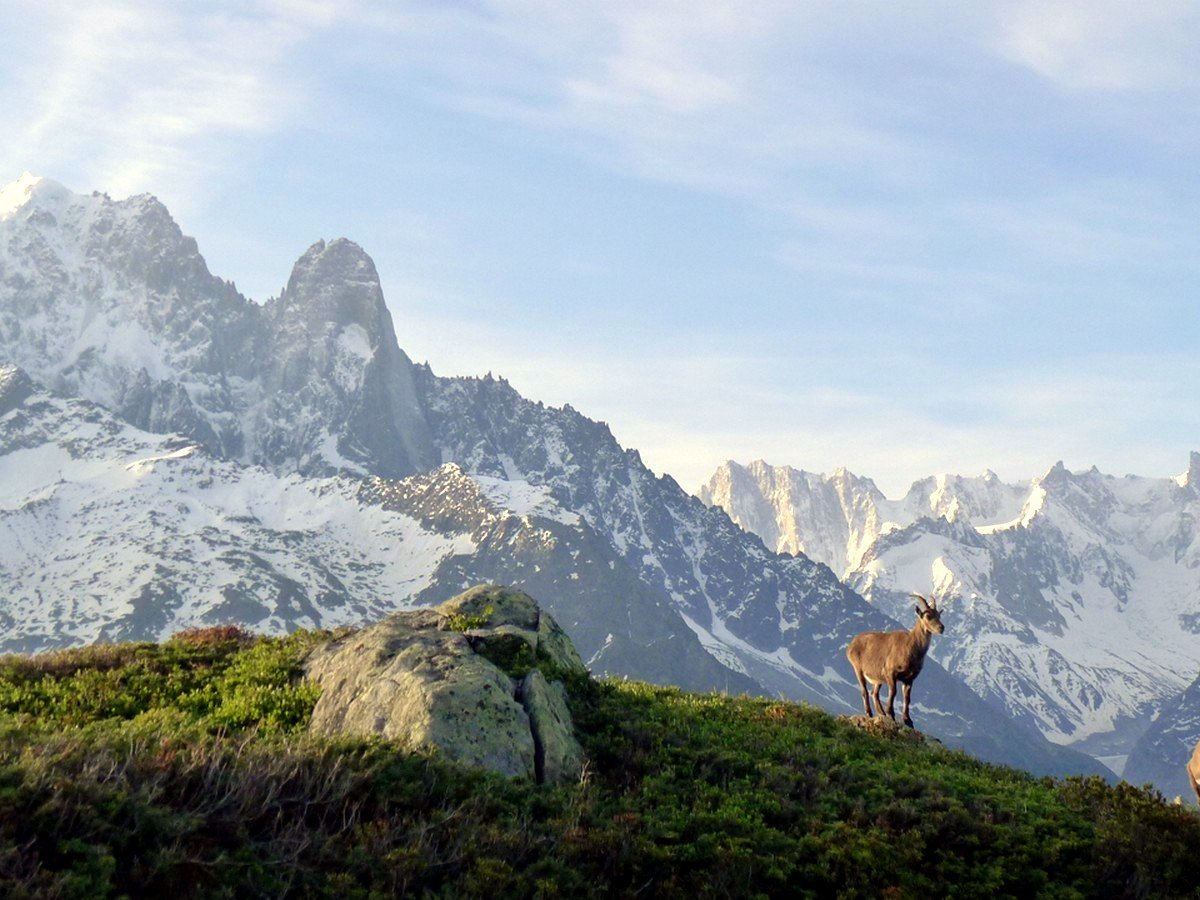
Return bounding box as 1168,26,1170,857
0,173,1105,779
699,457,1200,792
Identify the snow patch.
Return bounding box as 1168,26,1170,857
312,429,367,476
332,324,373,391
337,323,373,362
473,474,580,525
0,172,56,220
0,392,478,650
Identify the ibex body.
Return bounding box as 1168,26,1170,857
846,594,945,728
1188,739,1200,804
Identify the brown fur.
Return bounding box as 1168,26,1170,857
1188,739,1200,804
846,594,945,729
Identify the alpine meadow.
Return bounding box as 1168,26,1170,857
3,3,1200,897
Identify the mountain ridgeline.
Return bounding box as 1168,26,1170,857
0,174,1101,778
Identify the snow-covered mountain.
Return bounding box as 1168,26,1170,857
697,459,1028,574
0,363,749,696
0,174,1103,777
0,173,433,478
699,458,1200,785
0,365,465,647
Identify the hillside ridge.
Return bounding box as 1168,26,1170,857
1,624,1197,897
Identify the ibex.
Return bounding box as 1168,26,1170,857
846,593,945,728
1188,738,1200,804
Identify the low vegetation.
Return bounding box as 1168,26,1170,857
1,628,1198,897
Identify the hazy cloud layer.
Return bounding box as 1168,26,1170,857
3,1,1197,491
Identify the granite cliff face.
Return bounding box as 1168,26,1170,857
254,238,436,478
0,175,1102,778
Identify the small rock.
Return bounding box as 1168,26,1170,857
839,714,933,743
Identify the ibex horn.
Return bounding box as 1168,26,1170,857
910,593,932,610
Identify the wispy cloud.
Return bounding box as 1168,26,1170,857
399,291,1200,495
995,0,1200,92
367,1,928,198
358,2,1200,308
0,0,340,211
561,4,753,116
10,1,1200,233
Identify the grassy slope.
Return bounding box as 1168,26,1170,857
0,629,1198,899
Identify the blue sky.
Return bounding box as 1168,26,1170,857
2,1,1198,495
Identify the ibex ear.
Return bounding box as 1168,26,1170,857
914,605,923,616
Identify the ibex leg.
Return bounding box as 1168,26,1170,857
901,681,914,728
872,682,883,718
854,668,873,716
884,678,897,721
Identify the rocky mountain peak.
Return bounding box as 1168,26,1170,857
1,173,197,268
0,176,435,479
1038,460,1071,487
0,176,248,422
1181,451,1200,493
275,238,391,340
695,459,890,573
0,173,72,221
252,237,435,478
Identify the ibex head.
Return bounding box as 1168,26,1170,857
911,593,945,635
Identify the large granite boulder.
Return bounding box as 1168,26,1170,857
305,585,586,783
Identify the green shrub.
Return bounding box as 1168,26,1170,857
2,636,1199,897
0,629,324,733
1058,776,1200,897
444,603,494,632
